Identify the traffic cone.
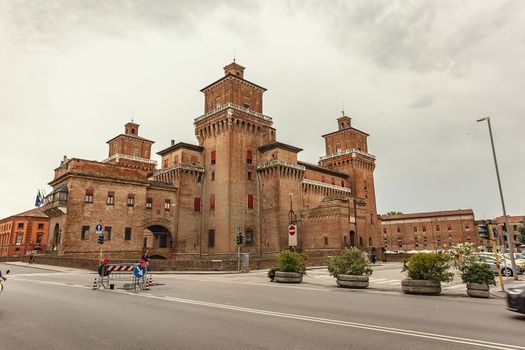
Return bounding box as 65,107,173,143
92,277,98,290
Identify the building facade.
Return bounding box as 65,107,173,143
0,208,49,257
43,62,381,261
380,209,477,252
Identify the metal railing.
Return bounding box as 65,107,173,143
256,159,306,172
194,103,273,123
319,148,376,161
302,178,352,193
103,153,157,165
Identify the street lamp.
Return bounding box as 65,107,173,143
476,116,518,280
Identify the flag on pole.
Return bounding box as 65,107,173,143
35,190,42,207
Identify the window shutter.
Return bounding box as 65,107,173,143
211,151,216,162
194,197,201,212
247,150,253,161
248,194,254,209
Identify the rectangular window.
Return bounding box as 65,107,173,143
146,197,153,209
81,226,89,240
211,171,215,181
208,229,215,248
396,227,401,233
210,194,215,210
383,228,387,234
246,150,253,164
163,158,168,168
359,237,363,247
85,188,94,203
248,194,254,209
124,227,132,240
422,226,426,232
413,226,417,233
341,180,345,187
164,199,171,211
247,171,252,180
38,223,44,230
16,234,22,245
211,150,216,165
173,155,179,164
106,192,115,205
18,223,24,229
194,197,201,212
127,194,135,207
436,225,440,231
447,224,452,231
36,234,42,244
104,226,112,241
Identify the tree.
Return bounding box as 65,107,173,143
385,211,403,216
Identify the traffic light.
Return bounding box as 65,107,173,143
97,234,104,245
236,232,244,245
477,222,489,240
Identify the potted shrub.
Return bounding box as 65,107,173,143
327,247,373,288
401,253,454,295
270,250,308,283
462,262,495,298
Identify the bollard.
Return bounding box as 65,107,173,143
92,278,98,290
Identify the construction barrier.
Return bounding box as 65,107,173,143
94,263,149,292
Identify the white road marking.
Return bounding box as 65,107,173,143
10,277,523,349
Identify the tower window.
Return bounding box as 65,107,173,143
211,171,215,181
104,226,112,241
106,192,115,205
324,237,328,246
245,228,253,244
210,194,215,210
246,150,253,164
211,151,216,165
85,188,94,203
247,171,252,180
124,227,132,240
248,194,254,209
165,199,171,211
131,128,135,134
127,194,135,207
146,197,153,209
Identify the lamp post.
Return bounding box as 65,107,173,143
476,117,517,280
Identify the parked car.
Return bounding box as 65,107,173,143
502,253,525,271
473,254,522,277
507,284,525,314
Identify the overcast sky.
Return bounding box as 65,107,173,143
1,0,524,220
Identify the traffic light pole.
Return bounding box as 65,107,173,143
477,117,518,280
488,223,505,292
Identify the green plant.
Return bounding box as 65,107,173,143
402,253,454,283
267,267,278,281
461,262,496,286
327,247,373,277
275,250,308,276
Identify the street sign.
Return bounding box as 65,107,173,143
133,264,146,279
96,224,103,233
288,224,297,246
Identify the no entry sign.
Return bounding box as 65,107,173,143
288,225,297,246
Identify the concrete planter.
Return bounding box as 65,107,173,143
466,283,490,298
336,274,369,289
275,271,303,283
401,279,441,295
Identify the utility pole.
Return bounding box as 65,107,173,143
476,117,518,280
488,221,505,292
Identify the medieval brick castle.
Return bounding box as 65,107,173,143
43,62,380,262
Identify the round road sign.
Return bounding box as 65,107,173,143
288,225,297,235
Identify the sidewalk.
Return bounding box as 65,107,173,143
1,261,87,274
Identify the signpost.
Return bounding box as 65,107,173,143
96,221,103,263
288,224,297,247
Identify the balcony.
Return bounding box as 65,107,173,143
194,103,273,124
319,148,376,161
103,153,157,165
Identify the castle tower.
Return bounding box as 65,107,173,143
104,122,156,171
319,116,380,249
194,62,276,254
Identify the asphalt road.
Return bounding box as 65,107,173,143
1,263,524,350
